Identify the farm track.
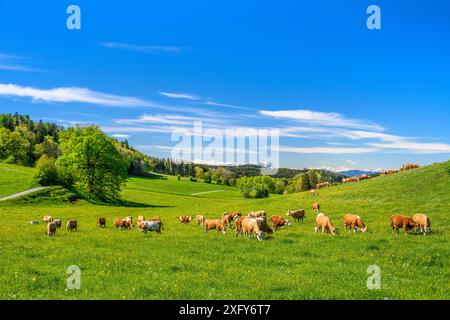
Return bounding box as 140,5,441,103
191,190,224,196
0,186,51,201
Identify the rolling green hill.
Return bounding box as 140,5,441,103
0,163,37,198
0,161,448,300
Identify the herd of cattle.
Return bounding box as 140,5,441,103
33,204,432,240
312,163,423,192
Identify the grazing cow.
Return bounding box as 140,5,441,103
121,218,132,230
227,212,242,220
390,214,417,235
113,218,122,229
236,217,272,241
137,215,145,223
47,222,57,237
343,177,358,184
287,209,306,223
222,212,241,229
43,216,53,224
343,214,367,233
196,215,205,226
179,215,192,224
412,214,431,235
270,215,290,230
97,217,106,228
66,220,77,232
204,219,226,234
124,216,133,227
382,169,399,175
315,213,336,235
312,203,320,214
236,217,262,240
247,210,266,218
53,219,62,229
149,217,163,229
316,182,331,189
401,164,421,171
310,189,318,197
138,220,163,234
358,174,370,181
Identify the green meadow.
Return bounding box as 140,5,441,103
0,163,37,198
0,161,449,300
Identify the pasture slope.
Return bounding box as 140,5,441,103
0,162,449,300
0,163,37,198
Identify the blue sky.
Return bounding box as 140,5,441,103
1,0,450,171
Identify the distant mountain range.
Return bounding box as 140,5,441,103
336,169,381,177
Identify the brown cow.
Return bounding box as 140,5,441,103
247,210,266,218
316,182,330,189
66,220,77,232
47,222,57,237
204,219,226,234
113,218,123,229
400,164,421,171
196,215,205,226
271,215,290,230
236,217,263,240
312,203,320,214
310,189,318,197
179,215,192,224
390,214,417,235
113,218,130,230
122,218,132,230
287,209,305,223
343,214,367,233
222,212,241,229
97,217,106,228
412,214,431,235
315,213,336,235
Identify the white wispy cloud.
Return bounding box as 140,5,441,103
260,109,384,131
100,42,185,54
115,114,196,126
368,141,450,154
0,83,158,108
345,160,357,165
159,92,200,100
159,91,252,111
0,53,45,72
280,146,377,154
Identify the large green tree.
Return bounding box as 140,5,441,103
57,126,128,201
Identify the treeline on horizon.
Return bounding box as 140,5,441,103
0,113,345,200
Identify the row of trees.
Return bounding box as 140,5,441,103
235,170,331,198
147,157,262,179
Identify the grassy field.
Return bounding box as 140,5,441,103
0,163,38,198
0,162,449,300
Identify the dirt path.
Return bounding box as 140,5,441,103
191,190,224,196
0,187,51,201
